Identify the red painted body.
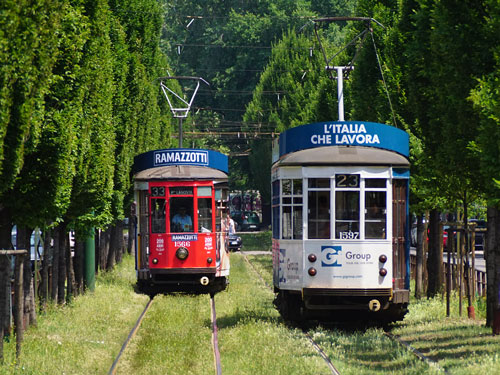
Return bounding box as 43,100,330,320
148,180,217,270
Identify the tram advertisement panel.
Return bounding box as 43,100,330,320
303,242,392,289
276,241,303,290
274,121,409,162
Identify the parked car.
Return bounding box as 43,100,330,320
227,234,242,251
232,211,260,231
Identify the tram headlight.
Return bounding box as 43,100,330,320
176,247,189,260
308,254,317,262
152,258,158,264
379,268,387,277
379,254,387,263
207,257,213,264
308,267,317,276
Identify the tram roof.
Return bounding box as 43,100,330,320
133,148,228,176
134,165,228,181
273,121,410,163
274,145,409,167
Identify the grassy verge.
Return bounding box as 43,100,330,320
245,253,500,374
239,230,271,251
115,293,214,374
115,253,331,374
216,254,326,374
0,255,149,375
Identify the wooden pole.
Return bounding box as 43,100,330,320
14,253,25,359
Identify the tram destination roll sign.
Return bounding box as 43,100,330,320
276,121,409,160
133,148,229,174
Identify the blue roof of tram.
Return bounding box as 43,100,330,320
275,121,409,162
133,148,228,174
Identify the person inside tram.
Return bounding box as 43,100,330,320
172,206,193,232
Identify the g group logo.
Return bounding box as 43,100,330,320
321,246,342,267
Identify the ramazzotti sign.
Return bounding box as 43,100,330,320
133,148,228,174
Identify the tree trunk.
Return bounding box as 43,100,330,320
101,227,111,271
57,223,66,304
486,206,500,329
128,215,136,255
0,207,13,339
14,254,24,358
73,238,84,296
106,225,116,270
0,254,11,360
17,226,36,328
415,213,426,298
65,230,75,303
114,220,124,265
427,209,444,297
50,227,59,302
40,228,52,309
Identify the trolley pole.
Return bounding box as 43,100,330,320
325,66,353,122
159,76,209,147
335,66,346,121
178,117,183,148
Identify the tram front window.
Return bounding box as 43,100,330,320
308,191,330,239
151,198,166,233
198,197,213,232
335,191,360,239
170,198,193,232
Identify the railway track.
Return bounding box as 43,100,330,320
108,294,222,375
108,297,154,375
383,331,449,374
242,252,453,375
241,253,341,375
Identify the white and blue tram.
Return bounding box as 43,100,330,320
272,121,410,322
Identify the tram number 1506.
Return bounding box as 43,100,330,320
338,231,359,239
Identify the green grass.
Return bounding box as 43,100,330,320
216,254,326,374
116,253,330,374
115,293,214,374
239,230,271,251
3,252,500,374
244,253,500,374
0,255,149,374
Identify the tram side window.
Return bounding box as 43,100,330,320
272,180,280,239
282,179,303,239
198,197,213,232
308,186,330,239
365,191,386,239
151,198,166,233
335,191,359,239
170,197,194,233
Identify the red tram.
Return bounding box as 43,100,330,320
132,148,230,294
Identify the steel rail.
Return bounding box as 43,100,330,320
210,294,222,375
241,253,340,375
108,297,154,375
384,331,449,374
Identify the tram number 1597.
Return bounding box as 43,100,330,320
338,231,359,239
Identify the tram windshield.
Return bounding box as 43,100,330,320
197,195,213,233
170,197,194,232
275,176,389,240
